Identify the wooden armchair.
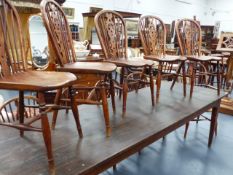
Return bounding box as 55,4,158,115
40,0,117,136
174,19,221,97
174,19,221,138
138,15,187,98
94,10,155,113
0,0,82,168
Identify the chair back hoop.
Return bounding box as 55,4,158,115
94,10,128,60
0,0,27,77
138,15,166,57
175,19,202,56
40,0,76,67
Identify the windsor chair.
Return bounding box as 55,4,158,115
40,0,117,136
95,10,155,113
0,0,83,168
138,15,187,98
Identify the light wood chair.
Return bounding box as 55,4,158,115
40,0,117,136
174,19,221,138
0,0,82,168
138,15,187,98
174,19,221,97
94,10,155,113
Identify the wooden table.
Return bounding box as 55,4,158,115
0,82,226,175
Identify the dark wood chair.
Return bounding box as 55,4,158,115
0,0,83,169
138,15,187,98
174,19,221,138
40,0,117,136
94,10,155,113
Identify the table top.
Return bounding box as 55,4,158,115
0,82,226,175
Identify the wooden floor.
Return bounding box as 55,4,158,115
0,82,225,175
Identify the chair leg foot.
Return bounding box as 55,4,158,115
38,92,54,165
109,74,116,113
100,86,111,137
122,82,128,114
69,87,83,138
149,66,155,106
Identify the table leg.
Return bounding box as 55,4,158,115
208,100,220,147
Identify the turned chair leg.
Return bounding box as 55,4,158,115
190,63,195,98
156,63,162,101
109,74,116,113
184,122,190,139
182,61,187,97
100,85,111,136
52,89,62,130
38,92,54,168
119,67,125,100
149,66,155,106
68,87,83,138
122,80,128,114
171,61,183,90
216,61,220,95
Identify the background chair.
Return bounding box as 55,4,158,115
95,10,154,113
138,15,187,98
0,0,82,168
174,19,221,138
40,0,117,136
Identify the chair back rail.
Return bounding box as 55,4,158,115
40,0,76,66
138,15,166,56
0,0,27,77
175,19,202,56
94,10,128,60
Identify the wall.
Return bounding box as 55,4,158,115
205,0,233,36
64,0,208,27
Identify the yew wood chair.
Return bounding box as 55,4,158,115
0,0,82,168
95,10,155,113
138,15,187,98
40,0,117,136
174,19,221,138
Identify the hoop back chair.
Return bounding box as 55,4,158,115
0,0,83,168
95,10,155,113
175,19,221,138
138,15,187,98
40,0,117,136
175,19,221,97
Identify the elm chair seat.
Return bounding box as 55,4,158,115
0,71,76,91
187,55,221,62
105,58,154,67
57,62,116,74
144,55,186,62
